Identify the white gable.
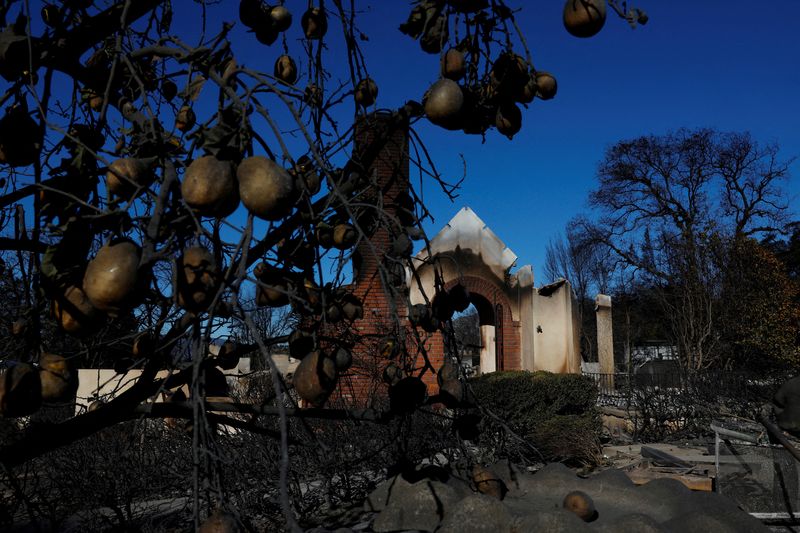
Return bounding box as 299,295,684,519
416,207,518,279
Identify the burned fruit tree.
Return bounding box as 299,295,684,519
0,0,645,530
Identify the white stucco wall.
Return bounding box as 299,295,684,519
531,281,581,374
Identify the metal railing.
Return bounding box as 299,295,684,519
583,370,775,405
583,370,782,440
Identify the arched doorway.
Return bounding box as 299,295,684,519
451,290,503,376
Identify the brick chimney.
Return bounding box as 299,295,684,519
339,111,411,404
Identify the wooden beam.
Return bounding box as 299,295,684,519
626,469,713,492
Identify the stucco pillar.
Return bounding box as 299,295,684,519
480,325,496,375
516,265,535,371
595,294,614,389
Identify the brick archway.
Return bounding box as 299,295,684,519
445,276,521,372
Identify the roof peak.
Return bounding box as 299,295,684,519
417,206,518,278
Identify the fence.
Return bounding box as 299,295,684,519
583,370,777,406
582,371,782,441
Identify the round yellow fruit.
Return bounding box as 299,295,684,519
237,156,295,221
563,490,596,521
441,48,466,81
175,105,196,132
424,79,464,128
301,7,327,39
535,71,558,100
182,155,240,218
274,55,298,84
39,353,78,403
293,351,337,406
106,157,151,198
83,241,140,316
354,78,378,107
472,464,506,500
332,223,357,250
52,285,103,335
270,6,293,32
176,246,220,312
563,0,607,38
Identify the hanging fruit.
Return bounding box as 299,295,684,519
0,105,42,167
175,105,197,132
315,222,334,249
161,79,178,101
277,236,315,271
292,156,321,196
331,347,352,372
256,25,279,46
106,157,152,198
273,54,297,84
84,90,104,111
354,78,378,107
301,7,328,39
432,291,454,322
269,5,292,32
254,263,294,308
389,376,427,414
332,223,357,250
380,337,400,359
339,292,363,321
181,155,240,218
239,0,264,28
489,52,529,99
534,71,557,100
390,234,413,258
289,329,315,359
293,351,337,406
38,353,78,403
52,285,103,335
176,246,220,312
325,294,343,322
82,241,141,317
382,362,404,386
441,48,466,81
563,0,607,38
495,102,522,140
237,156,295,221
132,332,156,357
448,284,471,312
423,79,464,129
460,86,494,135
515,74,537,104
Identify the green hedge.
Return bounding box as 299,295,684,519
469,371,601,464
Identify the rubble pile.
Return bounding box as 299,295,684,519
308,462,768,533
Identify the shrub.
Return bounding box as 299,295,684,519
470,371,601,465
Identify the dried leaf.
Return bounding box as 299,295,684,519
180,75,206,102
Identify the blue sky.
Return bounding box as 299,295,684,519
395,1,800,282
13,1,796,287
183,1,798,284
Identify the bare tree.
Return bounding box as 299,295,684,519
579,128,793,370
544,224,613,360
